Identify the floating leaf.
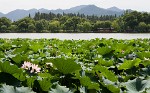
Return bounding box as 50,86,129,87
0,51,5,58
141,60,150,67
94,65,117,82
140,67,150,76
13,43,28,54
124,78,150,93
118,58,141,70
26,77,36,88
38,73,52,79
38,78,51,91
11,54,22,64
101,83,120,93
30,43,44,52
97,46,112,56
49,84,73,93
96,57,113,67
100,77,120,93
0,61,22,74
79,76,100,90
0,84,35,93
51,58,81,74
136,52,150,60
13,73,26,81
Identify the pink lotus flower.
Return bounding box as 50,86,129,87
21,61,32,70
30,64,41,73
21,61,41,73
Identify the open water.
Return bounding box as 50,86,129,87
0,33,150,40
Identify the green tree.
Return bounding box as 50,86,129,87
49,21,60,33
138,22,148,32
8,25,18,32
0,17,11,32
63,18,72,32
1,25,7,32
28,24,36,32
78,21,92,32
59,16,69,24
15,17,35,32
141,12,150,24
93,21,112,30
35,19,49,32
147,24,150,32
64,17,81,32
123,11,141,32
111,19,120,32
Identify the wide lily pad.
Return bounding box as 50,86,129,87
124,78,150,93
49,84,73,93
51,58,81,74
0,84,35,93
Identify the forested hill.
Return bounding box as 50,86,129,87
0,11,150,33
0,5,124,21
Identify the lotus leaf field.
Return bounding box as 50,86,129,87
0,38,150,93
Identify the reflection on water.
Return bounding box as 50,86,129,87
0,33,150,40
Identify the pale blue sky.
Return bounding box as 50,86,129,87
0,0,150,13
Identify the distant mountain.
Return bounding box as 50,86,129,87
5,9,33,21
0,5,126,21
107,6,123,12
0,12,4,17
77,5,123,16
67,5,88,12
78,5,105,15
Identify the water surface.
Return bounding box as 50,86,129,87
0,33,150,40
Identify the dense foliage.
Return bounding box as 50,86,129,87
0,38,150,93
0,11,150,33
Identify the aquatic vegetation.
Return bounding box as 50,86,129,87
0,38,150,93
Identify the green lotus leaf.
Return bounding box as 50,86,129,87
79,76,100,90
51,58,81,74
94,65,117,82
124,78,150,93
118,58,141,70
29,43,44,52
1,42,11,50
97,46,112,56
0,51,5,58
136,52,150,60
38,73,53,79
38,78,52,91
0,84,35,93
142,60,150,67
13,73,26,81
11,54,22,64
13,44,28,54
95,57,113,67
60,47,72,54
49,84,73,93
100,77,120,93
140,67,150,76
0,61,22,74
101,83,120,93
26,76,36,88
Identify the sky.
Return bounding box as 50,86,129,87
0,0,150,13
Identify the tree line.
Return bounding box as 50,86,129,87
0,11,150,33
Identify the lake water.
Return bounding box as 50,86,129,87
0,33,150,40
